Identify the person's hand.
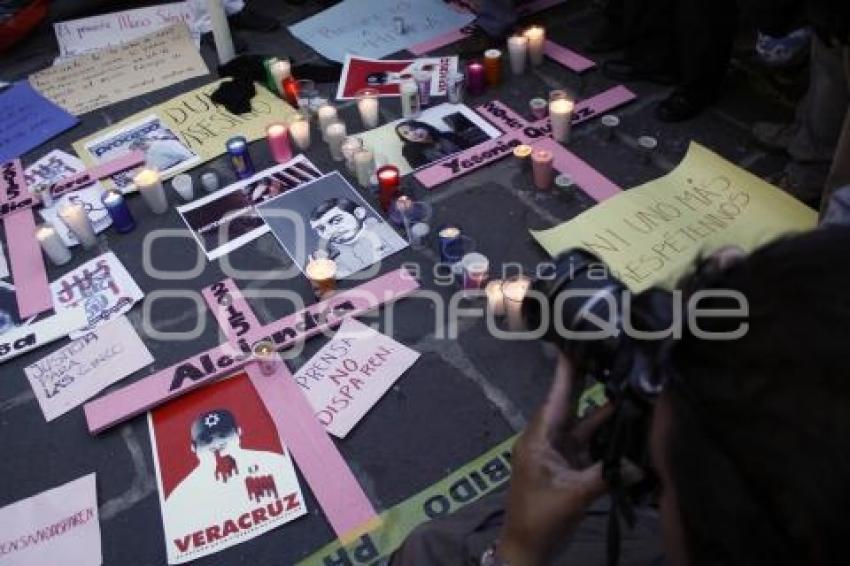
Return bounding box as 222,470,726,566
497,352,612,566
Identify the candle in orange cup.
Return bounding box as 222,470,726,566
483,49,502,86
531,149,554,190
305,257,337,299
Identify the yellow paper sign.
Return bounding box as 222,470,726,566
72,80,299,190
531,142,818,292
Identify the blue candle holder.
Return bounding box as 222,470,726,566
438,225,464,264
226,136,255,180
101,189,136,233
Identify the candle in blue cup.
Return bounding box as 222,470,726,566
101,188,136,233
438,225,463,263
226,136,255,179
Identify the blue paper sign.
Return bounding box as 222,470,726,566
0,82,79,163
288,0,475,63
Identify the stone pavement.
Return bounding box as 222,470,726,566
0,0,796,563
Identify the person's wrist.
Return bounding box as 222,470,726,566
495,532,547,566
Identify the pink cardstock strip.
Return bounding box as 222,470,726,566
415,133,526,189
523,85,637,138
0,151,145,220
1,160,52,317
201,279,380,539
544,40,596,73
535,137,622,202
84,268,421,434
474,100,530,134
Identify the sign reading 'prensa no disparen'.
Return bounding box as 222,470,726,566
83,268,421,433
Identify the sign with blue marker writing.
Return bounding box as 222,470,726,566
0,82,78,163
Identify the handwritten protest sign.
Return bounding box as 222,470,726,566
293,319,420,438
0,473,101,566
53,2,195,62
25,316,153,421
25,150,112,246
0,82,78,163
531,143,818,292
0,307,87,365
30,24,208,116
288,0,475,62
50,251,144,339
73,81,298,190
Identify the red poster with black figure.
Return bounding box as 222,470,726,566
148,373,306,564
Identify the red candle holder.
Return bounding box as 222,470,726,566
281,76,299,107
376,165,401,212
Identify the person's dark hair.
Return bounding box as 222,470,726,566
665,226,850,566
395,121,442,144
309,197,359,221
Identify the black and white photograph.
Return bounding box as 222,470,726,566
256,172,408,278
177,155,322,260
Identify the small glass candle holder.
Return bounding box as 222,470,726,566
101,188,136,233
356,88,380,129
226,136,255,179
447,71,465,104
252,340,279,376
503,275,532,330
529,97,548,120
341,136,364,172
461,252,490,291
414,70,433,106
305,257,337,299
376,165,401,212
295,79,317,116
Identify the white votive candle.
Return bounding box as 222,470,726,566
549,98,574,143
289,117,311,151
503,276,531,330
400,79,420,119
36,223,72,265
507,35,529,75
486,279,506,316
134,168,168,214
325,121,347,161
524,26,546,66
57,201,98,249
356,88,380,129
317,104,338,141
270,60,291,94
354,149,375,188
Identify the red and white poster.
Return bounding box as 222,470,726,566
148,373,306,564
336,54,458,100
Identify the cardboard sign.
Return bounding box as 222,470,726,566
83,268,420,433
73,81,299,190
0,474,101,566
0,306,87,365
50,252,144,339
336,55,458,100
293,318,420,438
177,156,322,260
149,374,306,563
201,278,380,539
407,0,566,54
0,82,79,163
531,142,818,291
288,0,475,63
25,150,112,246
257,172,409,279
1,160,53,318
25,316,153,421
53,2,195,61
30,24,208,116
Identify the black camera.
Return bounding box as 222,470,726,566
522,249,676,565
